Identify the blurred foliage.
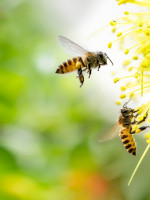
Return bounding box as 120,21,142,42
1,0,150,200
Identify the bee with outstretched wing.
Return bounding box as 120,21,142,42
56,36,113,87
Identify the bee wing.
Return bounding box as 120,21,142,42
98,123,120,142
58,36,88,56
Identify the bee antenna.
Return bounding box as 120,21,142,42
105,53,113,65
123,98,132,108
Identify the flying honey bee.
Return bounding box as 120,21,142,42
56,36,113,87
99,100,150,156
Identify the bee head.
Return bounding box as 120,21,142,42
121,99,133,116
98,52,107,65
121,108,132,115
98,52,113,66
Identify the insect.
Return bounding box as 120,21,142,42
56,36,113,87
99,99,150,156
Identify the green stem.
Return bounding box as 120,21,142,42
128,143,150,186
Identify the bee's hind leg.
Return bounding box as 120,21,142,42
77,67,84,87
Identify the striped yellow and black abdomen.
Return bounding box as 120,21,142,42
56,57,84,74
120,128,136,156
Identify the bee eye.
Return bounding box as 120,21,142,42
99,54,103,59
121,109,127,114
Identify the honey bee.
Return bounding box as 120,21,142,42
56,36,113,87
99,99,150,156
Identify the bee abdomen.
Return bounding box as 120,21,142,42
56,57,80,74
120,129,136,156
128,147,136,155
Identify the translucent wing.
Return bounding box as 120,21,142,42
98,123,120,142
58,36,88,56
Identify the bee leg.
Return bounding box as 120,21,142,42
138,126,150,132
77,67,82,76
87,64,92,78
129,127,136,134
78,57,85,67
133,109,139,118
133,109,139,113
77,67,84,87
79,76,84,87
131,120,136,124
97,64,101,71
129,111,148,126
130,126,150,134
134,113,139,118
137,110,149,124
124,122,134,126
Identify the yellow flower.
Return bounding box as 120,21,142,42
108,0,150,100
109,0,150,185
128,102,150,185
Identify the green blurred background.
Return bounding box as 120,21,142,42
1,0,150,200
